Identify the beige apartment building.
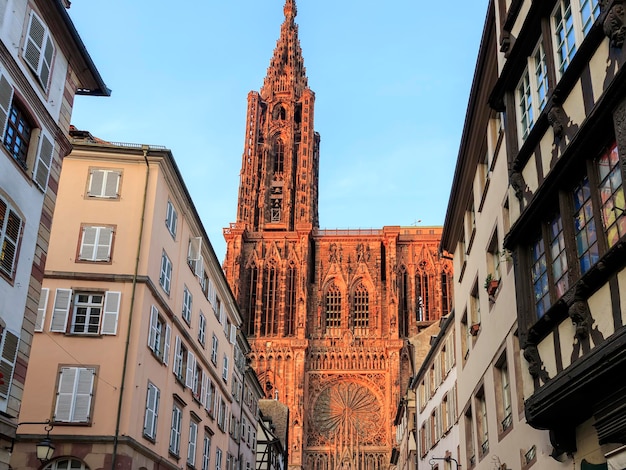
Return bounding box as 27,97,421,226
0,1,108,469
11,130,253,470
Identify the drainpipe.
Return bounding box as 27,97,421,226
111,145,150,469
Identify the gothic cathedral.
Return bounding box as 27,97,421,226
223,1,452,468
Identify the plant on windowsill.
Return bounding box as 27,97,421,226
484,274,499,296
469,323,481,336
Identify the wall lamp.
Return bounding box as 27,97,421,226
430,455,460,469
5,419,55,463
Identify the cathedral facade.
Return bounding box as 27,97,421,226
223,2,452,468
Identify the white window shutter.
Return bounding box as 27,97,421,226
88,170,104,197
103,171,120,198
163,324,171,365
200,372,208,407
33,132,53,191
79,227,97,260
35,288,49,332
219,303,225,325
23,12,44,77
54,367,76,422
101,291,121,335
50,288,72,332
148,305,158,350
40,34,54,90
185,351,195,388
0,330,19,399
188,237,202,263
95,227,113,261
73,368,95,422
195,255,204,278
144,383,159,438
174,336,182,375
0,71,14,134
229,324,236,344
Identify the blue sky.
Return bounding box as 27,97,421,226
68,0,489,261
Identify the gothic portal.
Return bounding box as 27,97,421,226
223,2,452,469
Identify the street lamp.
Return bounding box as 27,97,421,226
430,455,460,469
36,426,55,463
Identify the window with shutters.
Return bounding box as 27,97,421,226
143,382,160,441
188,237,204,279
160,251,172,295
173,336,193,386
211,334,218,365
0,196,23,280
23,11,55,91
0,325,19,401
222,354,229,383
49,289,121,336
165,200,177,238
169,403,182,456
77,225,114,262
148,305,171,364
215,448,222,470
202,434,211,470
0,68,54,190
192,362,202,400
53,366,96,424
188,419,199,466
87,168,121,199
205,379,216,417
182,286,192,324
198,312,206,346
217,398,227,431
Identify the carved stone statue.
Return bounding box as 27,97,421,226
604,4,626,48
523,343,550,384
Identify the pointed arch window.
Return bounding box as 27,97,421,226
416,261,432,321
353,282,369,334
261,263,278,336
245,265,258,336
398,267,409,337
441,270,453,317
285,265,297,336
324,283,341,333
273,139,284,174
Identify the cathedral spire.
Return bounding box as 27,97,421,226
261,0,307,98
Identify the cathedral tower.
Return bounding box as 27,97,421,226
224,2,452,469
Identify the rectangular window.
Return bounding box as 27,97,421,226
53,366,96,423
580,0,600,36
174,336,196,388
222,355,229,382
549,214,570,298
148,305,171,364
188,419,198,466
498,360,512,432
3,98,32,169
182,286,193,324
169,404,182,456
598,143,626,248
202,435,211,470
211,334,218,364
87,169,121,198
530,235,550,318
0,197,23,279
517,70,534,142
23,11,54,91
534,43,549,112
143,382,160,440
218,398,227,431
573,176,599,274
554,0,577,74
78,225,113,262
165,200,178,238
49,289,121,336
476,391,489,456
160,251,172,294
215,448,222,470
198,312,206,346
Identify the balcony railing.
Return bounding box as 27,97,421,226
501,412,512,431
